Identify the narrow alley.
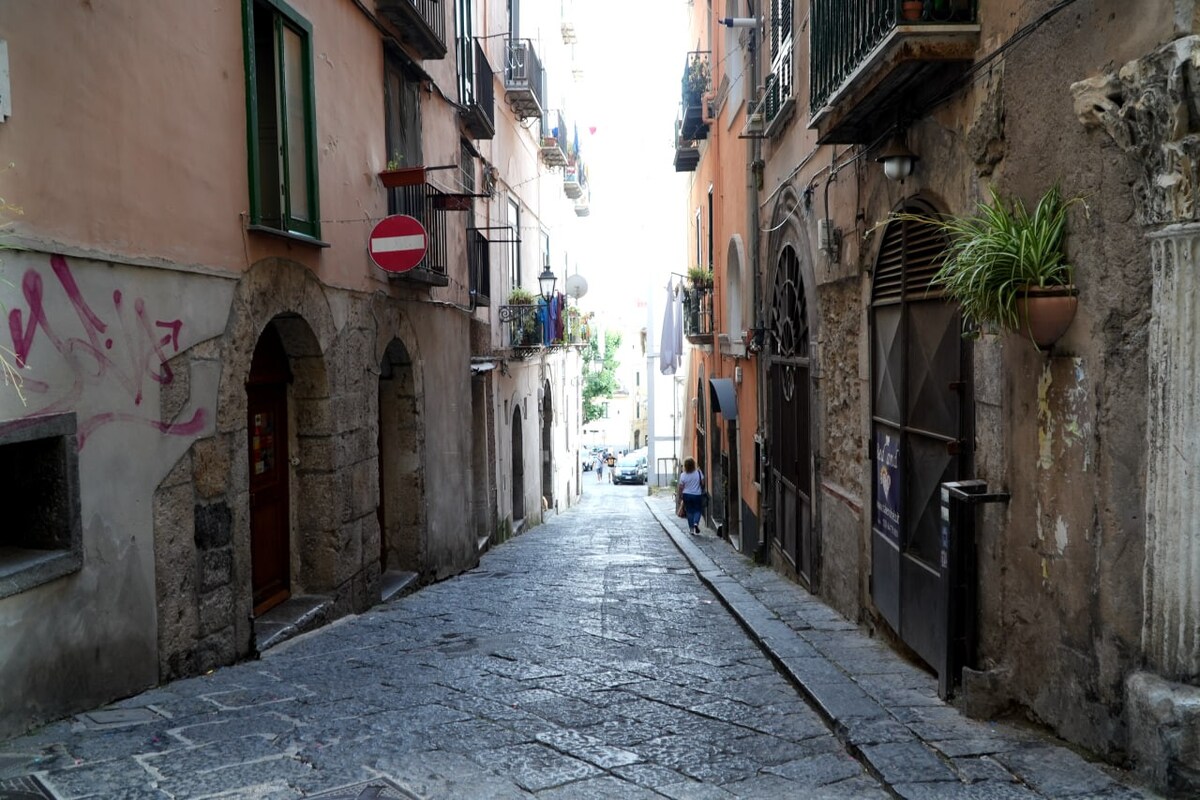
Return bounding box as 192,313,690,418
0,485,1152,799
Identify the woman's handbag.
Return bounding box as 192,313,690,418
676,498,686,518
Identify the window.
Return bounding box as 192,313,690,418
707,186,714,270
508,198,522,290
243,0,320,239
386,52,423,218
0,413,82,599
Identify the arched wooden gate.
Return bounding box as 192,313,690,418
768,246,814,587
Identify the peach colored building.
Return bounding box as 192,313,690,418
0,0,589,738
675,0,763,558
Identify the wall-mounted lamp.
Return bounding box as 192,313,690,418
875,135,919,182
719,17,760,28
538,260,558,302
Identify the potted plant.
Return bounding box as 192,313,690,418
902,185,1083,350
901,0,925,21
378,153,426,188
687,264,714,289
684,56,710,101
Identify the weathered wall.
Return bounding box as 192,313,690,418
961,0,1157,756
0,252,233,737
815,276,864,619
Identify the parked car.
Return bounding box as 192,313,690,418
613,451,648,485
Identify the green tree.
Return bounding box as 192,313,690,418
582,330,621,423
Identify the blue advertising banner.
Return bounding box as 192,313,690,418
874,428,901,543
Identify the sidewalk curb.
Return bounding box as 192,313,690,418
643,496,1154,799
644,499,920,790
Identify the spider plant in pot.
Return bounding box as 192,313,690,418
917,185,1082,350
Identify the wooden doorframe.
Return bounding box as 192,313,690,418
247,325,292,617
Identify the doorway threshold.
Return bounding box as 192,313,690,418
254,595,333,653
380,569,419,602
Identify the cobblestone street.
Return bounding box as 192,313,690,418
0,484,1156,799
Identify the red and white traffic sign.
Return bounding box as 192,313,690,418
368,214,427,273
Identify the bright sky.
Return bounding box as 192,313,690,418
567,1,691,332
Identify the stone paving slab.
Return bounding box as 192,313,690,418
645,493,1161,799
0,487,1164,799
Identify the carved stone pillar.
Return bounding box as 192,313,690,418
1145,225,1200,681
1073,34,1200,794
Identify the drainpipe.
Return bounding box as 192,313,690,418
748,0,768,561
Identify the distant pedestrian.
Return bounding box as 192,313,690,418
676,457,705,535
606,451,616,483
595,453,604,482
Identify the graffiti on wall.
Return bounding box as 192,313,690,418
3,254,207,448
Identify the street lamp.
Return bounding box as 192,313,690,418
875,134,919,182
538,261,558,302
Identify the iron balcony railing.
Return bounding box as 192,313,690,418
504,38,545,120
388,183,449,277
499,304,545,350
683,286,714,342
809,0,978,114
376,0,447,60
459,39,495,140
679,51,710,141
673,115,700,172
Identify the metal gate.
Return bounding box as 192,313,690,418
768,246,814,587
870,204,970,671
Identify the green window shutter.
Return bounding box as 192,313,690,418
242,0,320,239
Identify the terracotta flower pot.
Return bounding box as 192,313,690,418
378,166,426,188
901,0,925,21
1016,285,1078,350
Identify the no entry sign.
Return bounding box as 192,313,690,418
368,214,427,273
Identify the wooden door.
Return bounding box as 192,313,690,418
247,329,291,616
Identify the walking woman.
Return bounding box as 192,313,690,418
676,457,705,535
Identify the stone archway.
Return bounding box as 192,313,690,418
541,379,553,511
378,338,425,574
512,407,525,521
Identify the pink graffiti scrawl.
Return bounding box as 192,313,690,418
4,254,206,449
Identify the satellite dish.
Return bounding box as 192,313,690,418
565,274,589,299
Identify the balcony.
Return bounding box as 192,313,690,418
376,0,447,60
540,110,569,167
563,160,583,198
460,39,495,140
500,304,545,352
673,116,700,172
504,39,545,121
683,286,714,344
385,178,478,286
809,0,979,144
679,51,711,141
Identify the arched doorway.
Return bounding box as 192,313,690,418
870,202,971,672
541,380,553,511
767,245,814,587
247,326,292,616
511,407,525,522
378,339,423,573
